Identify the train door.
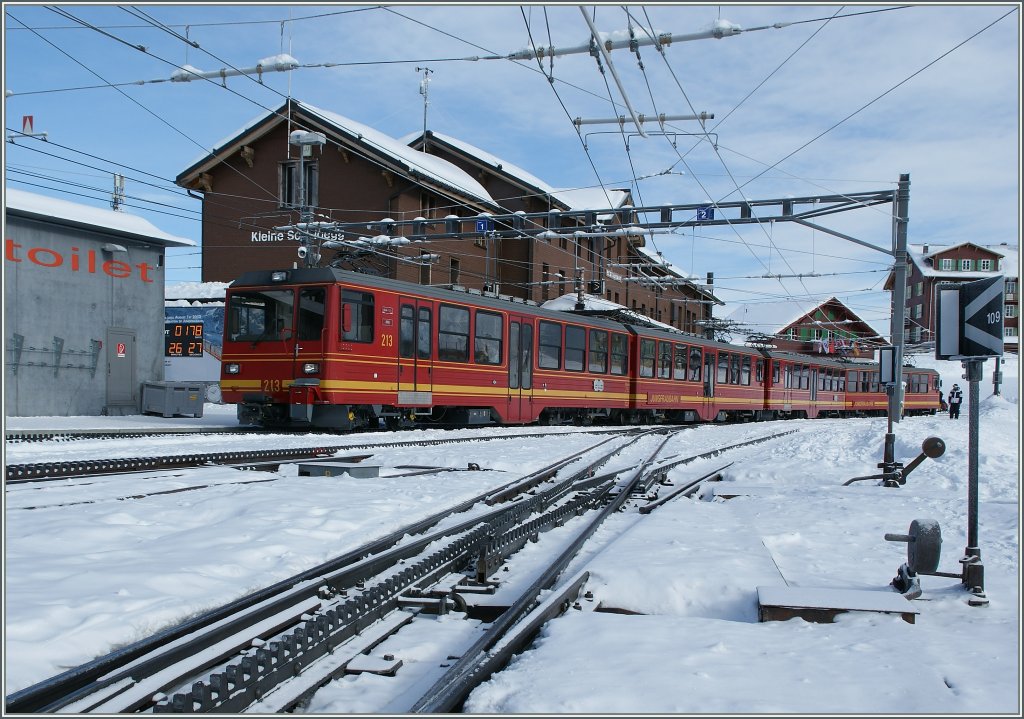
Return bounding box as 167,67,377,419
397,297,433,404
293,286,327,380
702,350,716,419
506,315,534,423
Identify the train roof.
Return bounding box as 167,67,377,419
228,268,632,332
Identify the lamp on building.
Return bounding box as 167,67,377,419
101,243,128,253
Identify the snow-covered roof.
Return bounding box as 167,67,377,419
164,281,229,300
541,293,680,332
550,186,630,212
5,188,195,247
297,102,498,209
724,298,879,337
907,242,1018,280
403,131,559,199
634,244,700,282
182,102,498,211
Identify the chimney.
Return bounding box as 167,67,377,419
923,244,929,254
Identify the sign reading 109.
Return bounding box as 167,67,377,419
165,322,204,357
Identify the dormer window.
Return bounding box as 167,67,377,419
960,259,973,271
979,259,992,271
939,258,953,271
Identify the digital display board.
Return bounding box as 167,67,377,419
165,322,204,357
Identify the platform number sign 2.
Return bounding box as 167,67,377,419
935,276,1004,360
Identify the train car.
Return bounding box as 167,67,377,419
760,350,851,420
220,267,635,429
842,361,942,417
625,325,767,423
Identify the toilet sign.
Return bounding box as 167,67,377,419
935,276,1004,360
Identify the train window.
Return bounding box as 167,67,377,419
509,322,520,389
869,372,879,393
521,323,533,389
228,289,295,343
740,356,751,385
847,371,858,393
688,346,702,382
610,334,628,375
400,305,415,358
838,373,846,392
717,353,729,384
538,321,562,369
658,342,673,379
340,290,374,343
730,354,741,385
639,339,655,378
589,329,609,373
674,344,688,380
438,305,470,362
418,307,431,360
801,365,810,390
755,359,764,383
860,372,871,393
474,310,503,365
772,362,780,385
565,325,585,371
297,288,326,340
818,370,826,391
784,364,793,389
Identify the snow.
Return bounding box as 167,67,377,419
2,354,1019,713
5,188,195,247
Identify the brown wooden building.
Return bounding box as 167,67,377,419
724,297,882,359
884,242,1018,353
175,100,716,334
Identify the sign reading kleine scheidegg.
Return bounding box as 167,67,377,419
935,276,1005,360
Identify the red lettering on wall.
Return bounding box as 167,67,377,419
4,237,156,282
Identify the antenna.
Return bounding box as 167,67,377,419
415,67,433,140
111,174,125,212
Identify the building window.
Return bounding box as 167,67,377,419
960,259,973,271
1006,280,1018,298
915,282,923,297
279,161,318,209
558,271,566,297
420,192,439,219
940,258,953,271
450,257,460,286
1005,326,1018,337
911,326,922,343
1007,305,1017,318
914,304,923,319
420,251,432,285
979,259,992,271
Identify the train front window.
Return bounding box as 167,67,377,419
228,289,295,343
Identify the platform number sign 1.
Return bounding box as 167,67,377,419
935,276,1004,360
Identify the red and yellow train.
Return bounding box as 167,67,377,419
219,268,942,430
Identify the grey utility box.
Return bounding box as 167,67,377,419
141,381,205,418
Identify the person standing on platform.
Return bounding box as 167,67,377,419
948,383,963,419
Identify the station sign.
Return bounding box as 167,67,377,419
935,276,1004,360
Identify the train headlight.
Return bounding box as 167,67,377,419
270,271,289,282
302,362,321,374
225,363,241,374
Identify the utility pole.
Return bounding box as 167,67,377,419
289,130,326,267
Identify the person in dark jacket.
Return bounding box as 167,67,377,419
948,384,963,419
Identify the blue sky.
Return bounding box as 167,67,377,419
3,3,1020,334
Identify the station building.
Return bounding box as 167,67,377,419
4,188,194,416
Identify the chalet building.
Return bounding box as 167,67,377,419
884,242,1018,353
723,297,882,359
175,100,716,334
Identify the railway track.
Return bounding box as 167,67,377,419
5,427,793,714
3,426,648,484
